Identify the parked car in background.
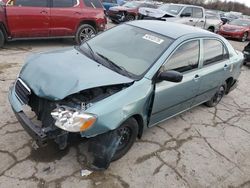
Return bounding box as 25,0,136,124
138,4,220,32
107,1,157,23
205,12,223,32
0,0,107,47
243,42,250,65
221,12,241,24
9,20,243,170
102,0,124,12
218,19,250,42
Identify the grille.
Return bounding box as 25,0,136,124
15,78,31,104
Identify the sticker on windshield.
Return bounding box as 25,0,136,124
142,34,164,44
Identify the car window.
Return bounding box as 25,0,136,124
193,8,203,18
83,0,103,8
163,40,200,73
203,39,229,66
145,3,157,8
52,0,78,7
7,0,47,7
181,7,192,17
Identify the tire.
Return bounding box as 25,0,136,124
205,83,227,107
112,118,138,161
241,32,248,42
125,14,135,22
208,27,215,33
75,24,96,45
0,29,5,48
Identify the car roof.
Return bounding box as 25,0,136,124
127,20,216,39
168,3,203,9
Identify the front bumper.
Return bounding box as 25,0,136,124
107,11,125,22
243,50,250,61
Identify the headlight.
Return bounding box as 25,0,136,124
51,106,97,132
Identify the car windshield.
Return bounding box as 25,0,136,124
230,19,250,27
123,1,141,8
158,4,183,15
79,24,173,79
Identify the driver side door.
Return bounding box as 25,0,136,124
149,39,202,126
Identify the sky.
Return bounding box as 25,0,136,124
231,0,250,7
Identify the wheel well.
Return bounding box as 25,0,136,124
0,23,8,41
225,77,234,94
131,114,144,139
78,20,96,31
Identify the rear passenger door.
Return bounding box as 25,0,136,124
5,0,49,38
194,39,230,105
149,40,202,126
50,0,81,37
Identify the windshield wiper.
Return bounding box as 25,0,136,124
85,41,96,61
96,53,132,78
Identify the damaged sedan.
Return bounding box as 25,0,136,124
9,20,243,170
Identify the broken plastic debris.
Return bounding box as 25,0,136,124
31,141,39,150
81,169,93,177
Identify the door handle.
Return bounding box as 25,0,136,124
189,20,193,22
200,20,204,23
194,74,200,81
74,12,82,15
40,10,48,14
224,64,229,70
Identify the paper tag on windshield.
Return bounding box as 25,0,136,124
143,34,164,44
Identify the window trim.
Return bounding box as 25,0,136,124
201,37,230,67
161,38,202,74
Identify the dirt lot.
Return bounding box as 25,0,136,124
0,22,250,188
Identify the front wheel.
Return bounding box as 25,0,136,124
112,118,138,161
125,14,135,22
205,83,227,107
75,24,96,45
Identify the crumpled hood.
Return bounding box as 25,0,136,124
19,47,133,100
109,6,136,11
139,7,176,18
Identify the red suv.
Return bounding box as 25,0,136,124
0,0,107,47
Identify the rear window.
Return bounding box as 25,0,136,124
203,39,228,66
83,0,103,8
7,0,47,7
52,0,78,7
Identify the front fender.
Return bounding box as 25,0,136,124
80,78,153,138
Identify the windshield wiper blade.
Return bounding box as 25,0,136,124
96,53,131,78
85,41,96,61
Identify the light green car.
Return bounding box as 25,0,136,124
9,20,243,169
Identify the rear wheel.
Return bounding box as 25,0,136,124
208,27,215,33
75,24,96,45
112,118,138,161
0,29,5,48
205,83,227,107
241,32,248,42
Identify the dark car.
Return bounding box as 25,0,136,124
107,1,157,23
0,0,107,47
243,42,250,65
218,19,250,42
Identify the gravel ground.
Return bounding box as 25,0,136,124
0,22,250,188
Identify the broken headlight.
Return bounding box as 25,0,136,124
51,106,97,132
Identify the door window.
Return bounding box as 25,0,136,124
181,7,192,17
7,0,48,7
193,8,203,18
203,39,229,66
52,0,78,7
83,0,103,8
163,40,200,73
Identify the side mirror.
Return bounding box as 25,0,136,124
180,13,191,17
158,70,183,83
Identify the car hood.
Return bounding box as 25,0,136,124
223,24,246,30
139,7,176,18
109,6,136,11
19,47,133,100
